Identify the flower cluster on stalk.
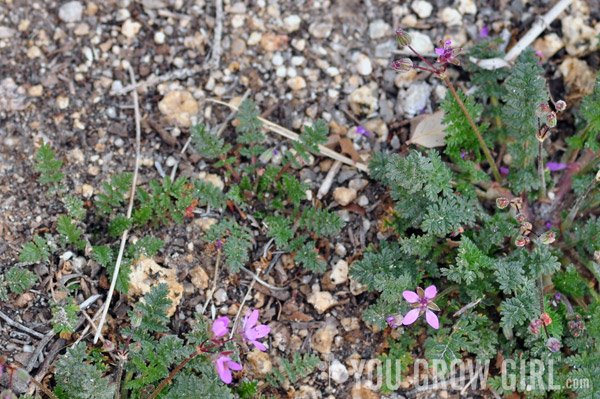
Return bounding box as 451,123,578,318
208,310,270,384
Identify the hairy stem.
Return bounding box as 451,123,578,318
490,96,503,131
562,177,597,232
538,140,547,199
444,77,502,182
146,350,200,399
538,275,550,339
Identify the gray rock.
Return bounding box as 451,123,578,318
309,20,333,39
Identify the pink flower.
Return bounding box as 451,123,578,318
214,355,242,384
212,316,229,338
500,167,509,175
242,309,270,351
402,285,440,329
435,40,462,66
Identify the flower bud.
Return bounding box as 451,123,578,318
519,221,532,236
392,58,413,72
104,341,115,352
386,314,403,329
535,103,550,118
529,319,541,334
540,231,556,245
541,313,552,326
496,197,509,209
515,235,530,247
516,213,527,223
545,337,561,352
546,111,557,128
555,100,567,112
131,310,143,329
129,341,142,353
595,170,600,182
510,197,522,209
396,29,412,47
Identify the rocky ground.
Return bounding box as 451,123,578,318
0,0,599,398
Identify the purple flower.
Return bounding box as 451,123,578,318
212,316,229,338
500,167,509,175
545,338,561,353
386,314,403,329
356,126,371,137
546,162,568,172
546,221,552,228
241,309,270,351
402,285,440,329
479,26,489,38
273,149,279,155
435,40,462,66
215,355,242,384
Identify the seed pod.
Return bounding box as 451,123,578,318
496,197,509,209
545,337,561,352
535,103,551,118
555,100,567,112
546,111,557,128
515,235,530,247
392,58,413,72
519,221,532,236
540,231,556,245
516,213,527,223
541,313,552,326
396,29,412,47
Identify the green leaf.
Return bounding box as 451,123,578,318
108,214,131,237
299,207,345,237
442,236,492,285
64,194,86,220
57,215,84,249
191,124,230,159
92,245,113,267
6,267,37,294
553,264,589,298
20,235,50,263
265,215,294,248
295,240,326,272
52,298,80,334
35,141,64,185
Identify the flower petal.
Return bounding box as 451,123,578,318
216,356,232,384
245,325,270,340
403,290,420,303
425,310,439,329
212,317,229,338
250,340,267,351
402,309,421,325
244,309,259,329
435,47,444,56
424,285,437,300
546,162,568,172
228,360,243,371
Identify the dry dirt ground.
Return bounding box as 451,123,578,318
0,0,598,398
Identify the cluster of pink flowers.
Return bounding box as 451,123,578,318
209,310,270,384
387,285,441,330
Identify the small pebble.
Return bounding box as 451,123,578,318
411,0,433,18
333,187,357,206
287,76,306,91
122,19,142,39
440,7,462,27
27,46,42,58
154,31,166,44
355,53,373,76
58,1,83,23
55,95,69,109
28,85,43,97
309,20,333,39
368,19,391,39
330,360,349,384
283,14,302,32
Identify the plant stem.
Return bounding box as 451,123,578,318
562,177,597,232
30,377,59,399
444,77,502,182
489,96,503,131
121,370,133,399
538,275,550,339
147,350,200,399
538,140,546,199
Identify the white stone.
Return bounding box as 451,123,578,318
27,46,42,59
311,320,338,353
408,31,434,53
247,349,273,376
330,259,348,285
397,81,432,117
348,85,378,115
272,53,284,66
122,19,142,39
326,66,339,76
330,360,349,384
55,95,69,109
358,195,369,206
276,65,287,77
154,31,166,44
333,187,357,206
198,172,224,191
411,0,433,19
291,56,305,66
247,31,262,46
158,90,199,127
368,19,391,40
355,53,373,76
309,20,333,39
458,0,477,15
533,33,564,59
335,243,347,257
287,76,306,91
214,288,227,304
231,14,245,29
283,14,302,33
81,184,93,198
307,291,337,314
58,1,83,23
440,7,462,27
194,217,218,231
0,26,16,38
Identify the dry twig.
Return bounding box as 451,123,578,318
0,310,45,339
94,66,142,344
